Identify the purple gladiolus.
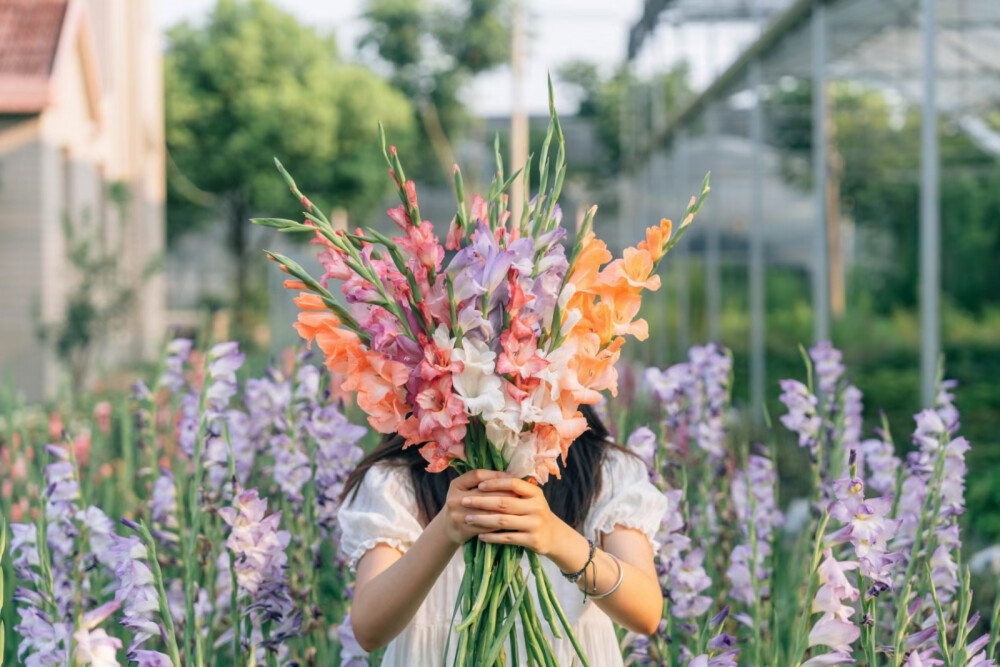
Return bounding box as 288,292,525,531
779,379,822,452
840,385,863,463
79,505,119,569
807,550,860,656
934,378,960,434
728,451,782,605
129,650,175,667
309,403,367,535
625,426,658,480
245,371,292,441
158,337,193,394
894,381,968,606
151,468,179,530
43,444,82,615
220,487,301,645
12,598,69,666
826,475,902,594
809,341,845,400
670,548,713,619
689,650,739,667
11,523,41,585
270,432,311,505
335,614,369,666
12,520,72,666
858,436,900,496
109,534,163,654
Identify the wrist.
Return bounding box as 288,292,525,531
546,521,592,573
429,511,465,551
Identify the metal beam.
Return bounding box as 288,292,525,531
811,0,831,343
749,57,766,418
920,0,940,406
675,130,691,353
706,101,722,343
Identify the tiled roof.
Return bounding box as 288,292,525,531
0,0,69,113
0,0,68,78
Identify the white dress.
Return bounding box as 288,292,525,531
337,448,669,667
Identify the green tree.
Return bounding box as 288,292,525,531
165,0,415,329
359,0,511,181
558,60,692,173
767,80,1000,314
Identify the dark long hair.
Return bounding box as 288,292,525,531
340,404,627,530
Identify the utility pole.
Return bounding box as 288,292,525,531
510,1,528,229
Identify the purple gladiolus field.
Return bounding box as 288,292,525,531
0,338,997,666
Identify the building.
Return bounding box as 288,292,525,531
0,0,165,399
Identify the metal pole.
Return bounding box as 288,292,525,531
920,0,940,407
509,1,528,229
749,58,766,418
811,0,831,343
651,79,669,362
706,101,722,343
619,78,632,252
675,129,691,353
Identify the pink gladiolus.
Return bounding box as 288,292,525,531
445,217,465,250
93,401,112,434
394,220,444,272
496,317,549,379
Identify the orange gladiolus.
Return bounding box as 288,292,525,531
346,350,410,434
572,298,615,345
599,247,660,292
293,292,326,310
568,232,612,292
637,218,673,262
568,333,624,396
291,290,364,375
314,327,364,375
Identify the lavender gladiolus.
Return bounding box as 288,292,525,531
779,380,822,453
158,337,192,394
109,534,163,654
220,487,301,646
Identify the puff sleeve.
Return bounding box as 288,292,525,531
337,464,424,571
584,448,669,553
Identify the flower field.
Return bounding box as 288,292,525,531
0,337,997,666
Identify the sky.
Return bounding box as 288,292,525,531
155,0,754,117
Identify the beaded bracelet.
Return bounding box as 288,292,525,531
560,538,596,584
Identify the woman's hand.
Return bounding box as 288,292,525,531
439,469,512,546
462,476,573,558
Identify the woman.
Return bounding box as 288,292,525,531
338,405,668,666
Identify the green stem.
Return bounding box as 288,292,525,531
532,551,591,667
137,521,183,667
183,353,211,663
790,511,830,666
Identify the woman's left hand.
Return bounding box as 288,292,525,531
461,476,570,557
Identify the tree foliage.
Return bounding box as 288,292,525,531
558,60,692,172
767,80,1000,314
164,0,415,325
358,0,511,180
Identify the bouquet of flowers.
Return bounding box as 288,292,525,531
253,84,710,666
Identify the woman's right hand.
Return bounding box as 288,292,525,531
440,469,511,545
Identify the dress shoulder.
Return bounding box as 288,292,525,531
336,463,424,571
584,447,669,553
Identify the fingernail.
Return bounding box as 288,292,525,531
461,497,472,506
465,516,474,523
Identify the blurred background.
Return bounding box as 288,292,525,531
1,0,999,547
